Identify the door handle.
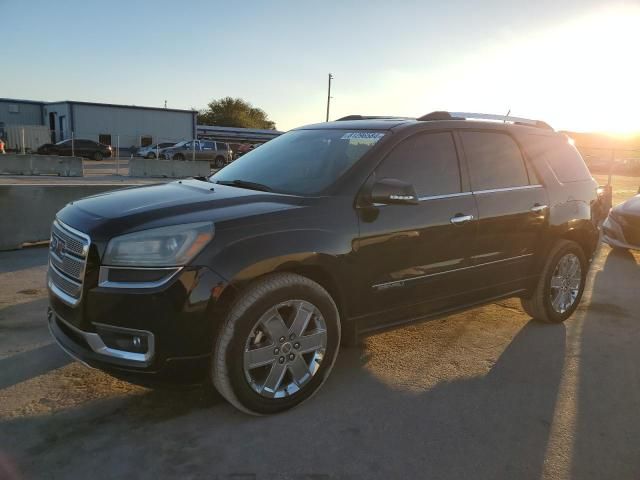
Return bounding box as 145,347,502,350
450,214,474,225
530,204,548,213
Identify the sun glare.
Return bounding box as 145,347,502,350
388,5,640,136
497,6,640,135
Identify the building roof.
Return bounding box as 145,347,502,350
0,98,46,106
0,98,195,114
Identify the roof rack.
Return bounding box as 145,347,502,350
417,111,553,130
336,115,413,121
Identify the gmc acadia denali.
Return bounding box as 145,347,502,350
47,111,600,415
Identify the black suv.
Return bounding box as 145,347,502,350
37,139,112,160
47,112,599,414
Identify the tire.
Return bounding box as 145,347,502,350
93,151,103,161
146,153,156,159
520,240,587,323
214,156,225,168
173,153,185,161
212,273,341,415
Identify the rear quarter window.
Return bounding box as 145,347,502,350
542,139,592,183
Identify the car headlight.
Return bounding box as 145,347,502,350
103,222,214,267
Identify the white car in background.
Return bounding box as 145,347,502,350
137,142,176,159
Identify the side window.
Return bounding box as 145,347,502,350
202,141,215,150
376,132,461,197
461,131,529,191
544,139,591,183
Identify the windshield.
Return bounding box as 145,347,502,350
172,141,189,148
210,129,385,195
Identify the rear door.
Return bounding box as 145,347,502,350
459,130,548,291
355,131,479,328
200,141,216,161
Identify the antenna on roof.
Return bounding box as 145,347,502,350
504,109,510,123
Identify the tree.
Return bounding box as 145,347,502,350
198,97,276,130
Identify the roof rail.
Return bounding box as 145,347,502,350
417,111,553,130
336,115,413,121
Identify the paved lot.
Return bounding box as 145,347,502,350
1,244,640,479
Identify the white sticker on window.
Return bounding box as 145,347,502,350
340,132,385,141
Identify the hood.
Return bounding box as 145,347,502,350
57,179,303,240
615,194,640,217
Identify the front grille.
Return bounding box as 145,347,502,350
48,220,90,306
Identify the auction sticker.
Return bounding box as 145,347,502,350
340,132,385,141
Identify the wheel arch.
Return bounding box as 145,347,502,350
557,224,598,260
213,254,348,335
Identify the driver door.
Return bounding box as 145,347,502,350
354,131,478,329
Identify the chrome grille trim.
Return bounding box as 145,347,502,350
48,220,90,307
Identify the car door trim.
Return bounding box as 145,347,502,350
473,184,543,195
372,187,541,206
417,191,473,201
372,253,533,290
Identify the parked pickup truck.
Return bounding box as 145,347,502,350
161,140,231,168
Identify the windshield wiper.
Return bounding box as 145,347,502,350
216,179,273,192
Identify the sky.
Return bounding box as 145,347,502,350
1,0,639,134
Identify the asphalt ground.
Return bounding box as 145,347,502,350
1,243,640,479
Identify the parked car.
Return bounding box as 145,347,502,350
137,142,176,159
234,143,258,159
47,111,599,415
602,192,640,250
37,139,112,160
161,140,231,167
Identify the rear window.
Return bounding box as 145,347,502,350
544,140,592,183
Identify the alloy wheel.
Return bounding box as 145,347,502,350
243,300,327,399
549,253,582,314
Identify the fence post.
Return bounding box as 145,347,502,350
116,135,120,176
71,131,75,157
192,139,196,161
21,127,25,154
608,148,614,187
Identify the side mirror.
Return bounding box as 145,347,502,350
369,178,419,205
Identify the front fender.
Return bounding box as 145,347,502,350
196,227,354,290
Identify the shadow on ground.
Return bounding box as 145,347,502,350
1,249,639,479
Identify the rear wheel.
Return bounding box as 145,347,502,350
521,240,587,323
93,151,103,161
212,273,341,415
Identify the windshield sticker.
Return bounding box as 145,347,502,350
340,132,385,141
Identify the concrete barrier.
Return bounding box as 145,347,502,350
0,184,135,250
0,154,84,177
129,158,211,178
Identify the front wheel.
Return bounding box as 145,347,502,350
521,240,587,323
173,153,185,161
214,156,225,168
93,151,103,161
212,273,341,415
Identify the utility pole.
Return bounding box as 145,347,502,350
326,73,333,122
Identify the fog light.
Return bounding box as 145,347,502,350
95,325,149,354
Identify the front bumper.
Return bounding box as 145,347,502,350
47,265,231,386
602,215,640,250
